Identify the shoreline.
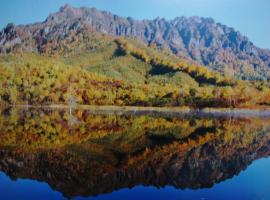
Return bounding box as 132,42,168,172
2,104,270,117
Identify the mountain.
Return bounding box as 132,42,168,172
1,4,270,108
1,4,270,80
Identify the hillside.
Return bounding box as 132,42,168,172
0,33,269,108
1,4,270,80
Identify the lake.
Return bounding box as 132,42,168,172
0,107,270,200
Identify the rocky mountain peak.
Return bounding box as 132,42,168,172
59,4,73,12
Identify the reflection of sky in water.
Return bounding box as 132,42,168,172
0,157,269,200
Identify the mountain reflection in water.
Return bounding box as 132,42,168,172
0,107,270,199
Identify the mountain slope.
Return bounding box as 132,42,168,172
1,4,270,80
0,24,269,108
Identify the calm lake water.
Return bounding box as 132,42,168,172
0,107,270,200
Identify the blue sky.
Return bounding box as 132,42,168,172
1,0,269,49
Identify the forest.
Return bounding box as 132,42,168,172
0,32,270,108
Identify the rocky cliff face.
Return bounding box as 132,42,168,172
1,4,270,80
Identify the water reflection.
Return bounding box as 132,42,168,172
0,107,270,199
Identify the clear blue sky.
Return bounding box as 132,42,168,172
1,0,269,49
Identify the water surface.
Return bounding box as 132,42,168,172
0,107,270,200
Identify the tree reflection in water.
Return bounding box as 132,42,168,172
0,107,270,198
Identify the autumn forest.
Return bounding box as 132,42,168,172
1,31,270,109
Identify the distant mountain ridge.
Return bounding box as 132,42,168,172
1,4,270,80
